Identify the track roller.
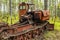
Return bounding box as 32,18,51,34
24,31,33,40
17,34,24,40
33,29,39,38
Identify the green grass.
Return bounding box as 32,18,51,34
49,17,60,30
43,17,60,40
0,13,19,25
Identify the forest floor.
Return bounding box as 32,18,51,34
43,30,60,40
31,30,60,40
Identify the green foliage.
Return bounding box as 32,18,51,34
49,17,60,30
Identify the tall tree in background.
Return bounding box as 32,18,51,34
9,0,12,24
44,0,48,10
57,1,60,19
48,0,57,21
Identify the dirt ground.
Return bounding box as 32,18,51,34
31,30,60,40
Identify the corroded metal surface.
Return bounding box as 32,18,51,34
0,21,49,39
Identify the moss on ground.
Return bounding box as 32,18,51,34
43,17,60,40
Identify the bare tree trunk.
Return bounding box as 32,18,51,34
44,0,48,10
9,0,12,24
0,0,1,11
54,0,57,24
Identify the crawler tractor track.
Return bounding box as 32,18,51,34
0,21,52,40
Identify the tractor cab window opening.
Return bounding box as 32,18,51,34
19,6,26,10
28,5,34,11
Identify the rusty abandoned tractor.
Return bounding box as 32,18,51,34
0,2,54,40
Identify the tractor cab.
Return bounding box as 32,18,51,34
19,2,35,24
19,2,34,17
